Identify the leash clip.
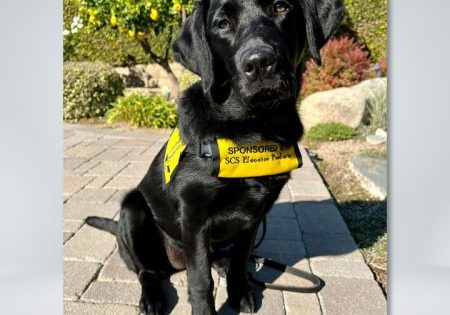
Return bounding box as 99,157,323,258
255,260,264,272
200,143,213,158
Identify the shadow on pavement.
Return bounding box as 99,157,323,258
216,198,387,314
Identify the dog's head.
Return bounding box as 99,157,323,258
174,0,344,109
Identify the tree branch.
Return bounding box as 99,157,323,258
139,38,163,64
138,33,180,99
164,25,174,62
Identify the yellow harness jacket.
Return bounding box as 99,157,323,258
164,128,302,184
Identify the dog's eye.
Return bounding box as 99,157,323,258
273,1,289,15
218,19,231,30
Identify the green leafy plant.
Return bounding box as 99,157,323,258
107,94,177,128
301,36,372,97
366,90,387,132
305,123,356,143
341,0,387,61
68,0,195,98
63,62,124,120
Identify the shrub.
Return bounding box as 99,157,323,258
301,37,371,97
64,28,150,66
179,69,200,92
378,55,387,77
63,62,124,120
107,94,177,128
342,0,387,61
305,123,356,143
366,90,387,132
63,0,187,67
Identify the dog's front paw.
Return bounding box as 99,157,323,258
228,290,256,313
139,291,166,315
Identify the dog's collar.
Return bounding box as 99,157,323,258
163,128,302,184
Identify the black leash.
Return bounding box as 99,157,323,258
248,254,324,293
253,216,267,249
248,217,324,293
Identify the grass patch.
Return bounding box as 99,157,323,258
305,123,356,144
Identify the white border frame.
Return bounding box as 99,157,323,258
0,0,63,314
1,0,450,313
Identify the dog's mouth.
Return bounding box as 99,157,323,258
244,74,296,108
248,88,290,108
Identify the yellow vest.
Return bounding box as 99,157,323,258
163,128,302,184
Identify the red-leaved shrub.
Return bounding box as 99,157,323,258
301,36,371,97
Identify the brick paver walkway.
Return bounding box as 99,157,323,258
63,124,386,315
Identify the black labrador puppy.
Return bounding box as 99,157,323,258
86,0,344,314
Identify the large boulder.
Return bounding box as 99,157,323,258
352,77,387,99
300,78,387,130
300,87,365,130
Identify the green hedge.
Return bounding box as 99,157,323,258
342,0,387,61
63,62,124,120
107,94,177,128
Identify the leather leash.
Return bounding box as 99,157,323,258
249,218,324,293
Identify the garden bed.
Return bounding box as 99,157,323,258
304,139,387,293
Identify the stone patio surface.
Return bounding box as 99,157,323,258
63,123,386,315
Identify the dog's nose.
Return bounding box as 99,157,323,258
241,47,277,81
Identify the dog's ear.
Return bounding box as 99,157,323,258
173,3,214,93
302,0,346,65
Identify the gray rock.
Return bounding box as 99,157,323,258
300,78,387,130
349,155,387,200
375,128,388,139
366,134,386,145
367,128,387,144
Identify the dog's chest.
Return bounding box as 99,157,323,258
208,177,286,242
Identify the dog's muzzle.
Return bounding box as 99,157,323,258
240,45,277,82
